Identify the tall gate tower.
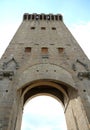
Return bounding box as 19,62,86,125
0,13,90,130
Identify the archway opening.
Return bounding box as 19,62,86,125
21,95,67,130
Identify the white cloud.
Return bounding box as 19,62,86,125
24,96,64,116
21,96,67,130
68,21,90,59
0,22,20,58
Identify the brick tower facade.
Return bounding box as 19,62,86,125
0,13,90,130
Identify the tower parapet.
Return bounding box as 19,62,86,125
23,13,63,21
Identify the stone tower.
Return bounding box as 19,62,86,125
0,13,90,130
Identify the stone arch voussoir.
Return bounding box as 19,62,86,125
16,64,76,90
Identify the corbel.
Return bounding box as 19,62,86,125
78,72,90,80
0,71,14,80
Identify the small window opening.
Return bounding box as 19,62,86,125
52,27,56,30
47,15,50,20
59,16,62,21
25,47,31,53
32,15,34,20
31,27,35,29
35,43,39,45
44,15,46,20
36,15,39,20
40,15,42,20
28,15,31,20
41,47,48,58
58,48,64,53
23,15,27,20
42,47,48,54
50,44,54,45
51,15,54,20
41,27,46,30
55,15,58,20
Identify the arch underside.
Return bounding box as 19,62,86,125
24,85,64,104
21,80,77,110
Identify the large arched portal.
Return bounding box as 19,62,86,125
13,80,87,130
7,64,89,130
16,80,70,130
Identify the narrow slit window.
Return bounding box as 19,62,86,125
32,15,34,20
41,27,46,30
28,15,31,20
23,15,27,20
36,15,39,20
51,15,54,20
58,48,64,53
47,15,50,20
59,16,62,21
44,15,46,20
25,47,31,53
55,15,58,20
40,15,42,20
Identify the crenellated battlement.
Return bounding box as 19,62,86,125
23,13,63,21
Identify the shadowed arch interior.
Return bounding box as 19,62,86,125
21,80,75,108
24,85,64,105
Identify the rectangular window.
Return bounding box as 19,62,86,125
41,47,49,58
40,15,42,20
55,15,58,20
44,15,46,20
36,15,39,20
52,27,56,30
31,27,35,29
58,48,64,53
41,47,48,54
25,47,31,53
47,15,50,20
41,27,46,30
51,15,54,20
32,15,34,20
28,15,31,20
23,15,27,20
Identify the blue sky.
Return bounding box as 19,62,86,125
0,0,90,130
1,0,90,23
